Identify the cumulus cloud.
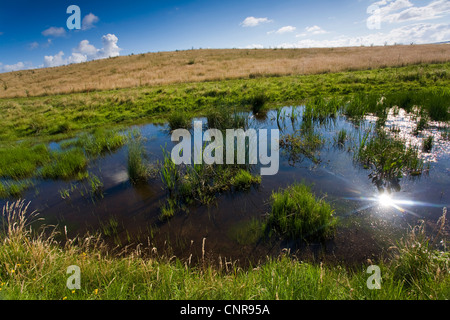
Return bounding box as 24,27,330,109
42,27,66,37
82,13,99,30
75,40,99,57
97,34,121,58
43,34,121,68
43,51,66,67
279,22,450,48
241,16,273,27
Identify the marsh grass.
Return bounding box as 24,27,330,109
422,135,434,152
0,180,33,198
168,112,192,131
62,128,126,157
127,136,152,184
40,148,88,180
335,129,348,147
263,183,336,242
384,89,450,121
206,105,247,131
356,128,424,187
230,169,262,190
0,143,50,179
303,96,341,123
280,124,325,165
0,201,448,300
159,147,261,218
247,92,268,115
389,208,449,294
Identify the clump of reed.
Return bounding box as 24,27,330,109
356,127,424,191
280,122,325,165
159,146,261,219
40,148,88,180
422,135,433,152
335,128,348,147
206,105,247,130
168,112,192,131
263,182,336,241
0,143,50,180
389,208,449,292
303,96,341,123
61,128,126,157
247,92,268,115
127,134,153,184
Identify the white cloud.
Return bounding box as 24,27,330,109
82,13,99,30
41,27,66,37
370,0,450,24
241,16,273,27
245,44,264,49
43,51,66,67
273,26,296,34
43,34,121,68
296,25,328,37
75,40,99,57
0,61,29,72
305,25,328,34
279,23,450,48
97,34,121,58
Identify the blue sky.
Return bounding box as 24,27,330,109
0,0,449,73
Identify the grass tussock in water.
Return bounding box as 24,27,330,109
263,183,336,242
356,128,424,190
206,105,248,131
127,136,153,185
61,128,126,157
159,147,261,218
0,143,50,180
40,148,88,180
1,201,448,300
280,123,325,165
168,112,192,131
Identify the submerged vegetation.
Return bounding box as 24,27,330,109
159,147,261,218
356,128,424,192
280,125,325,165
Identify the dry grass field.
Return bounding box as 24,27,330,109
1,44,449,98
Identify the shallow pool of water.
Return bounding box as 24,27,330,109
2,106,449,266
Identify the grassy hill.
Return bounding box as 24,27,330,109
1,44,449,98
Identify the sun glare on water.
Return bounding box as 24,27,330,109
378,193,394,207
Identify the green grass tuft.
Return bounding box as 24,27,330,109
263,183,336,241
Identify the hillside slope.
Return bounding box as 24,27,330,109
1,44,449,98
